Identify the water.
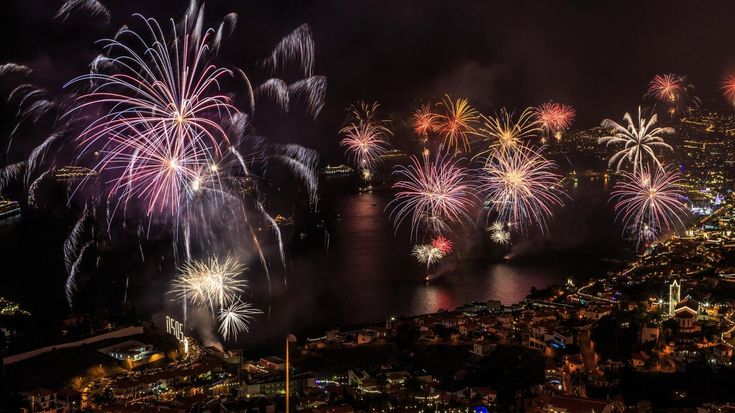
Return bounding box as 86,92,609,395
0,178,630,355
241,177,630,353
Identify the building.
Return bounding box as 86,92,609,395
639,324,660,343
670,280,681,316
98,340,154,362
544,395,615,413
21,389,70,413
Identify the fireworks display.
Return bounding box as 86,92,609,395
645,73,700,115
411,244,445,272
533,102,575,140
388,150,476,238
431,235,454,255
478,108,541,151
487,221,511,244
722,74,735,105
411,104,439,138
0,2,328,342
599,107,674,173
479,145,565,233
218,298,263,341
339,101,392,175
435,95,480,152
611,165,688,244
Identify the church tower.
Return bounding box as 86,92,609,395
669,280,681,316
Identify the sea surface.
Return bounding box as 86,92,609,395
0,177,631,355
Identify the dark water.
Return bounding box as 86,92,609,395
0,177,630,355
240,177,630,353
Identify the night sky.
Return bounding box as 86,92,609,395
3,0,735,159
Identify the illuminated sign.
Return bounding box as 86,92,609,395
166,315,186,342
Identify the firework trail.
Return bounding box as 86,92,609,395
0,63,32,78
412,244,445,273
431,235,453,255
289,76,327,118
264,23,315,78
63,203,94,273
479,145,565,233
599,107,674,173
0,162,26,194
611,165,688,244
55,0,111,24
388,150,476,238
218,298,263,341
435,95,480,153
533,102,575,140
477,108,540,152
65,241,93,306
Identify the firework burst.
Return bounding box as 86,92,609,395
339,101,392,174
722,74,735,105
218,298,263,341
599,107,674,173
65,14,237,216
435,95,480,152
388,150,476,238
611,165,688,244
645,74,699,116
411,103,439,138
431,235,454,255
533,102,575,140
487,221,511,244
479,145,565,233
412,244,445,272
477,108,541,151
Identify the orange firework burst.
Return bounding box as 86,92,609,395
411,104,439,137
435,95,479,153
723,75,735,105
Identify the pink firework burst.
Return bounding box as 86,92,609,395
479,145,566,233
431,235,454,255
65,15,236,216
647,74,684,103
388,150,476,238
611,165,688,243
534,102,576,135
339,122,391,172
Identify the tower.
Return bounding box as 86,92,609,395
669,280,681,316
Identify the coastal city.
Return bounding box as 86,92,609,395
3,110,735,411
4,1,735,413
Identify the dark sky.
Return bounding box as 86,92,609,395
3,0,735,160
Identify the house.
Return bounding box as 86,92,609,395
712,344,733,365
259,356,286,371
639,324,660,343
564,354,585,373
674,306,698,333
631,352,649,368
470,387,497,405
471,341,497,357
22,389,70,413
544,395,615,413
